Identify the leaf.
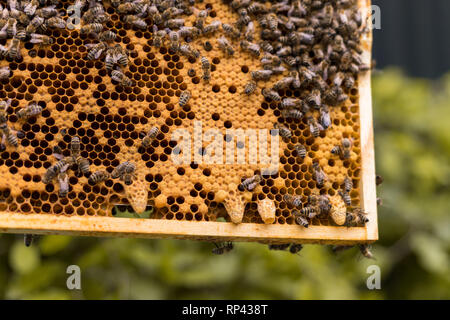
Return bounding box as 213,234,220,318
39,235,72,255
411,233,449,275
9,242,40,275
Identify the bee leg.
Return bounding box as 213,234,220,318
0,134,6,151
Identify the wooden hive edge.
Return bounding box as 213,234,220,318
0,212,375,245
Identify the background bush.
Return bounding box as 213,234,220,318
0,69,449,299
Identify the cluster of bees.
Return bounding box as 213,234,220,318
0,99,41,150
0,0,65,61
208,0,375,259
77,0,135,86
0,1,377,257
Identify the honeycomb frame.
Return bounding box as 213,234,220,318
0,0,377,245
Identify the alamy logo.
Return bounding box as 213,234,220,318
171,121,280,174
366,265,381,290
66,265,81,290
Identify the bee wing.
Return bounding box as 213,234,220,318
53,152,64,160
94,47,105,60
29,33,43,43
84,43,97,49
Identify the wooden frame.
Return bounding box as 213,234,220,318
0,0,377,245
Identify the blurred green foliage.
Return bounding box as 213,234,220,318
0,69,449,299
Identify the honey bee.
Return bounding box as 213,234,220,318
46,16,66,29
26,16,45,35
343,73,355,90
275,46,292,57
162,7,184,21
217,36,234,56
152,26,166,48
24,234,35,247
82,5,109,24
212,242,234,255
244,80,256,95
251,69,272,81
359,244,375,260
281,109,303,120
294,144,307,159
345,208,369,227
16,102,42,119
306,89,322,109
148,5,163,25
168,30,180,52
113,44,129,68
338,190,352,206
0,66,10,80
300,206,318,219
111,69,134,87
240,40,260,57
193,8,209,30
261,53,281,68
179,44,200,60
280,97,300,109
105,46,116,71
293,210,309,228
86,41,107,60
5,18,17,38
244,21,255,41
44,157,73,184
273,77,293,91
202,21,221,35
331,138,353,159
266,13,278,31
117,2,144,14
35,6,58,19
9,9,30,26
312,162,327,188
167,18,185,29
70,136,80,157
274,123,291,139
239,174,261,191
88,170,110,185
200,56,211,82
58,170,69,198
0,125,18,147
15,27,26,41
123,15,147,29
8,37,21,60
98,30,117,42
111,161,136,180
0,45,8,58
376,175,383,186
259,41,274,54
319,105,331,129
268,243,290,251
222,23,240,39
74,155,90,176
343,176,353,193
178,90,191,107
261,88,280,101
324,86,348,106
80,22,103,35
289,244,304,254
0,99,11,125
307,116,323,138
283,194,302,207
141,126,159,148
